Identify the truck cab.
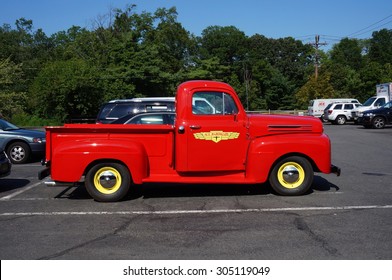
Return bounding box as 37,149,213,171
351,96,388,122
352,83,392,122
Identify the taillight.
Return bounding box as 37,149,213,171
328,110,333,114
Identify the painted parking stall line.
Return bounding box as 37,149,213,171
1,204,392,217
0,180,47,201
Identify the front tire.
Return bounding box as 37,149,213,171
372,116,385,129
85,162,131,202
269,156,314,196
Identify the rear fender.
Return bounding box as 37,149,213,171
50,139,148,184
246,134,331,182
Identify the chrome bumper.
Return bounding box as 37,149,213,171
331,165,341,176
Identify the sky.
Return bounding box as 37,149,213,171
1,0,392,49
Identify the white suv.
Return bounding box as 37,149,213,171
323,102,361,125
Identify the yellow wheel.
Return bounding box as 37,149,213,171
277,162,305,189
269,156,313,196
93,167,122,195
86,163,131,202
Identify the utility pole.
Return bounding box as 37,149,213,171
244,64,251,111
310,35,327,79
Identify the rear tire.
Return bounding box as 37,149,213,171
269,156,314,196
85,162,131,202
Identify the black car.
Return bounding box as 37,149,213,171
362,101,392,129
111,112,176,125
0,149,11,178
0,119,46,164
96,97,175,124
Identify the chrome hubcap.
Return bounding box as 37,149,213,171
282,165,300,183
98,171,117,189
11,147,25,162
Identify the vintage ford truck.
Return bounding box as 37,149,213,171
39,80,340,202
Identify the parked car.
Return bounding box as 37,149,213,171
96,97,175,124
323,102,361,125
361,101,392,129
308,98,360,121
111,112,176,125
0,149,11,177
0,119,46,164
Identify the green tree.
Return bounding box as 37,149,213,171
295,73,335,108
330,38,363,69
368,29,392,65
0,58,27,119
31,59,102,122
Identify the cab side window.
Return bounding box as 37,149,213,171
375,98,385,107
192,92,238,115
334,104,343,110
344,104,354,110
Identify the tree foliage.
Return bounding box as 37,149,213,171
1,4,392,124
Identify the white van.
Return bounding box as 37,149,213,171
308,98,361,120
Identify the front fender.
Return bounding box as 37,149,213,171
246,133,331,182
51,139,148,184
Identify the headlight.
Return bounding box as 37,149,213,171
363,112,374,117
33,138,44,143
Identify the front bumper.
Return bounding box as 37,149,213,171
30,142,46,154
331,165,341,176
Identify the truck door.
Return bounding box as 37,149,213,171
176,91,248,172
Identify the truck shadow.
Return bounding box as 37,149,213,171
311,176,340,192
0,179,31,193
64,175,339,201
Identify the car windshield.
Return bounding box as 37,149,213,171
362,97,376,106
381,101,392,109
0,119,20,131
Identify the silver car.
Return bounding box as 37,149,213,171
323,102,361,125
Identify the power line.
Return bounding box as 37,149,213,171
346,14,392,37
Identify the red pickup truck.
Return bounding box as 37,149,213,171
39,80,340,202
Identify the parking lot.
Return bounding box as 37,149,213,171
0,124,391,260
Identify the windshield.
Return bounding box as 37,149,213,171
0,119,20,131
381,101,392,109
362,97,376,106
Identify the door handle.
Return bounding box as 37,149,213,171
189,125,201,130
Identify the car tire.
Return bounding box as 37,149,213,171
6,141,31,164
320,115,328,123
268,156,314,196
85,162,131,202
335,115,347,125
372,116,385,129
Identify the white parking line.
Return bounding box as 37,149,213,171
0,181,46,201
1,204,392,216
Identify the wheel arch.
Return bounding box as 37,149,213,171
268,152,319,178
84,158,132,181
5,139,31,151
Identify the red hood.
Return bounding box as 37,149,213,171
247,114,323,137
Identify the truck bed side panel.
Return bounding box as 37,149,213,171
47,125,174,184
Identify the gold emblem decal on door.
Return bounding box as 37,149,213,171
193,131,240,143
